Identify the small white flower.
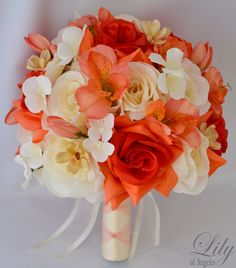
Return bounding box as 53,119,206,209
15,142,43,189
57,26,85,65
22,75,52,113
20,142,43,169
88,113,114,142
149,48,210,114
83,139,114,163
14,155,32,189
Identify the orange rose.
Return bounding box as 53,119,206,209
100,116,183,209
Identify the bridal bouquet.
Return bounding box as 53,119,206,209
5,7,229,261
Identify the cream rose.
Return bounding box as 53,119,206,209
121,62,159,120
48,71,86,124
39,135,104,203
173,131,210,195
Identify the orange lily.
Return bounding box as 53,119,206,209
5,98,47,143
146,98,201,148
76,45,130,119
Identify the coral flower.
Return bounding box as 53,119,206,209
100,115,183,209
203,66,229,116
154,34,192,58
146,99,201,148
5,98,47,143
191,42,213,71
76,45,130,119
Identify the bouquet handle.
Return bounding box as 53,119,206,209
102,199,131,261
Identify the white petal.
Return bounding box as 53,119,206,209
62,26,83,46
182,58,201,75
102,142,115,156
166,48,183,69
157,73,168,94
14,155,32,189
149,53,166,66
28,154,43,169
57,43,72,63
167,72,187,99
88,127,102,141
187,74,209,106
22,77,38,96
37,75,52,95
101,129,113,142
103,113,114,128
25,94,44,113
83,139,97,153
20,142,39,157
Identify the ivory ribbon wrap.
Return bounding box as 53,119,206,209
102,199,131,261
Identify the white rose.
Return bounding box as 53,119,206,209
173,132,210,195
48,71,86,124
121,62,159,120
149,48,210,114
39,135,104,203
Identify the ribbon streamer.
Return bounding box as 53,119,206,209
32,198,80,249
59,202,101,257
31,192,160,260
128,192,160,261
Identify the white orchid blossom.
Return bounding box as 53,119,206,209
149,48,210,114
57,26,85,65
22,75,52,113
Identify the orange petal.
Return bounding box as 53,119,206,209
118,48,150,63
109,73,130,100
208,148,227,176
47,116,80,138
155,166,178,196
100,162,126,204
14,110,42,130
24,33,52,53
5,107,18,125
98,7,114,22
78,28,94,56
32,129,48,143
76,82,111,119
145,99,165,120
87,51,112,80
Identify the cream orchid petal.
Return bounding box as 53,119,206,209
167,73,186,99
28,154,43,169
102,142,114,156
149,53,166,66
101,129,113,143
37,75,52,95
88,127,102,140
22,76,38,95
157,73,168,94
166,48,184,69
25,94,44,113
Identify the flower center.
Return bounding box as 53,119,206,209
55,143,89,175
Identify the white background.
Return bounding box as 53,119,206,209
0,0,236,267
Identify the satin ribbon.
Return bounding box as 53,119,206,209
102,223,130,245
32,192,160,260
32,199,101,257
128,192,160,261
